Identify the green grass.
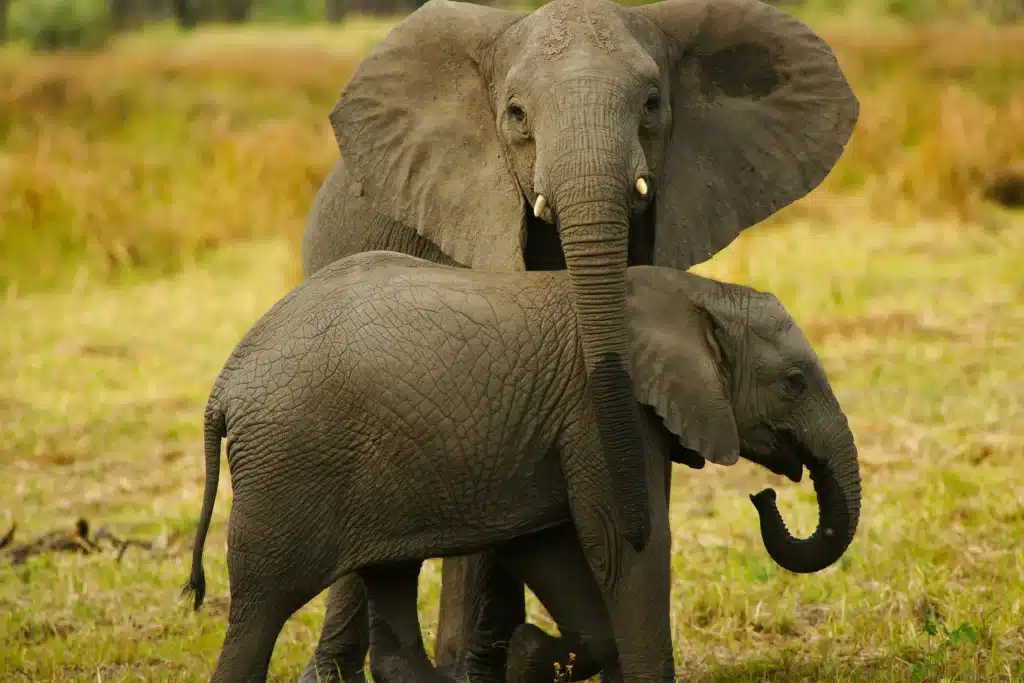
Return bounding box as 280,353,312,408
2,208,1022,680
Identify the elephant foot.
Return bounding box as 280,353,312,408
297,655,366,683
506,623,605,683
461,641,514,683
462,663,506,683
367,653,456,683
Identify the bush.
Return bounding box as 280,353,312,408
250,0,324,23
7,0,113,52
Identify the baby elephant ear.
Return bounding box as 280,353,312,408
627,268,741,467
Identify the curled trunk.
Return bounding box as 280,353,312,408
750,420,861,574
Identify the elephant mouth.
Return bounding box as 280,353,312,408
669,442,707,470
745,432,807,484
669,436,806,484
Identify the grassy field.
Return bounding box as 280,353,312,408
2,18,1024,293
2,12,1024,683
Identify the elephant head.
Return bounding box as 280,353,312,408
330,0,858,555
627,267,861,573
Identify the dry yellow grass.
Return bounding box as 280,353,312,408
1,19,1023,293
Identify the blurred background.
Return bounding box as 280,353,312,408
1,0,1023,291
1,0,1022,680
2,0,1024,294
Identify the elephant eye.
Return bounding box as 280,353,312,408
507,102,526,123
784,368,807,397
643,92,661,114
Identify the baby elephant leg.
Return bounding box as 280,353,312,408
356,561,451,683
497,525,622,683
212,579,294,683
297,573,370,683
210,511,334,683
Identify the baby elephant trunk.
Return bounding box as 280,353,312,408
749,419,861,574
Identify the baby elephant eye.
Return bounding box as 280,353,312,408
784,368,807,396
507,102,526,122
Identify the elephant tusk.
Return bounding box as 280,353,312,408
533,194,547,218
635,177,648,197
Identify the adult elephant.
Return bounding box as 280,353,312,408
299,0,858,680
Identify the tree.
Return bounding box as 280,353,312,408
171,0,197,28
325,0,349,22
221,0,250,22
109,0,140,30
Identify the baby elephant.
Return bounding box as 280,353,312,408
185,251,861,683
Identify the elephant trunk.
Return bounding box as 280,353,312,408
559,196,650,553
534,77,652,553
750,416,861,574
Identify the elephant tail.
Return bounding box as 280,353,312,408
182,396,226,612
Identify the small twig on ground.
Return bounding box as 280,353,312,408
0,518,164,565
93,527,155,562
0,522,15,550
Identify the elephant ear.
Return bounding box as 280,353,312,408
330,0,527,271
635,0,858,270
627,268,740,466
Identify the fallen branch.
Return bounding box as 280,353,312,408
1,518,167,565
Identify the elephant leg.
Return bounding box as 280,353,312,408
210,548,326,683
298,573,369,683
604,471,674,683
497,526,620,683
559,424,675,683
357,561,450,683
211,614,288,683
434,551,526,683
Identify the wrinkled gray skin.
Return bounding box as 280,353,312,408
299,0,858,678
316,427,706,683
352,436,702,683
185,252,862,683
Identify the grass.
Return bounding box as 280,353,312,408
0,18,396,294
2,18,1024,293
2,217,1022,681
1,13,1024,683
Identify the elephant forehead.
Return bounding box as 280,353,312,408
527,0,633,60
